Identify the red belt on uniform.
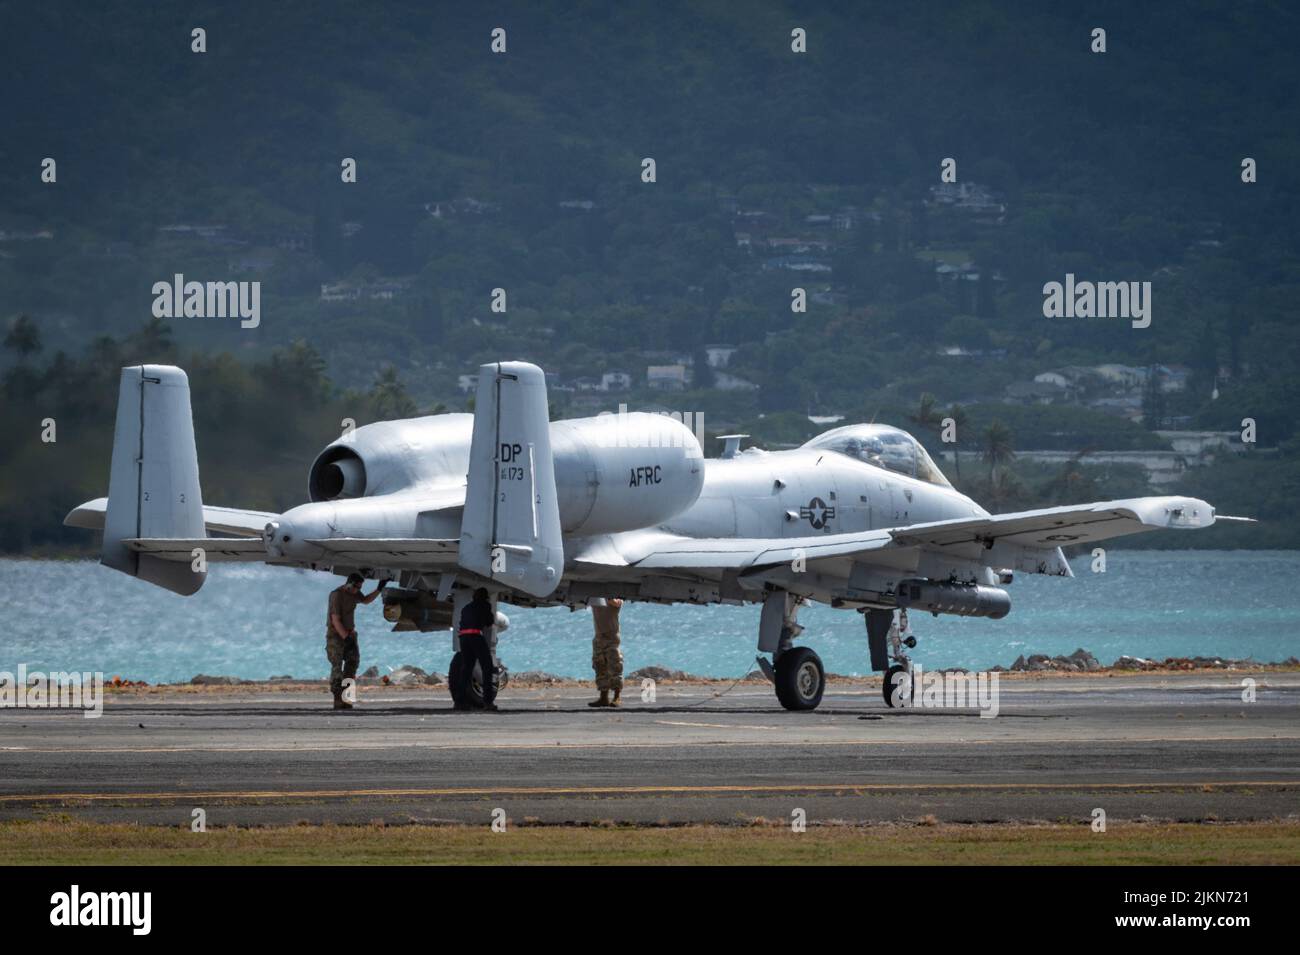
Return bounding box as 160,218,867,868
459,628,482,635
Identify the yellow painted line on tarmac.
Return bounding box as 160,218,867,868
0,780,1296,804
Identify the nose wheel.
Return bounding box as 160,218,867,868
865,607,918,708
882,622,918,707
883,663,914,707
773,646,825,711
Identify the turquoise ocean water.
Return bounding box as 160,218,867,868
2,552,1298,683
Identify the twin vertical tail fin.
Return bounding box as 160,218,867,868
458,361,563,598
101,365,207,595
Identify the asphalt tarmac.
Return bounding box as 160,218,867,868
1,673,1297,827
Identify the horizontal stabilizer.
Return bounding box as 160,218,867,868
67,497,277,538
125,538,268,562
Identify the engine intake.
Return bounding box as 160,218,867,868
310,447,367,501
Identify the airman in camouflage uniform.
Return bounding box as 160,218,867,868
588,597,624,708
326,572,386,709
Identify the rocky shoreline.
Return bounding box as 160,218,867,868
104,650,1297,691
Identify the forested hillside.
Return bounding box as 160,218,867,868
2,1,1297,550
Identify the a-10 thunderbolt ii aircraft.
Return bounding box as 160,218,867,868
66,361,1247,711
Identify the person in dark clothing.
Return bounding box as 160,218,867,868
455,587,498,711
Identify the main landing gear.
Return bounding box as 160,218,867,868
448,652,508,709
753,594,922,713
447,587,510,710
756,591,826,711
774,646,825,710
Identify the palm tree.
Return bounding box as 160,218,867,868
946,402,968,482
1046,448,1097,504
909,393,967,484
982,420,1015,492
908,391,943,470
369,365,418,419
907,392,942,433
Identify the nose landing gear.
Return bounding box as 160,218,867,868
883,662,913,708
865,607,917,707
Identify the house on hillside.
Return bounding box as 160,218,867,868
704,344,737,368
1155,364,1192,392
1093,364,1148,391
600,371,631,391
714,371,758,392
647,364,687,391
1088,395,1145,422
928,182,1005,216
1004,380,1068,405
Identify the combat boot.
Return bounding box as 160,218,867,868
332,688,348,710
610,689,621,707
588,690,610,708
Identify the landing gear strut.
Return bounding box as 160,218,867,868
756,590,826,711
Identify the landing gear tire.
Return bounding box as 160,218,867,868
883,664,913,708
449,651,486,709
774,646,825,711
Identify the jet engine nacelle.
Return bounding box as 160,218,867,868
309,414,475,501
308,409,704,536
551,412,705,535
896,578,1012,619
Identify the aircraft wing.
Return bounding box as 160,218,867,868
623,529,893,570
614,495,1237,577
889,496,1234,550
65,497,276,538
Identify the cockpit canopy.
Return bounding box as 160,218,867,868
803,424,952,488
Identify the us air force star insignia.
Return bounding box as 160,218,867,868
799,496,836,530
